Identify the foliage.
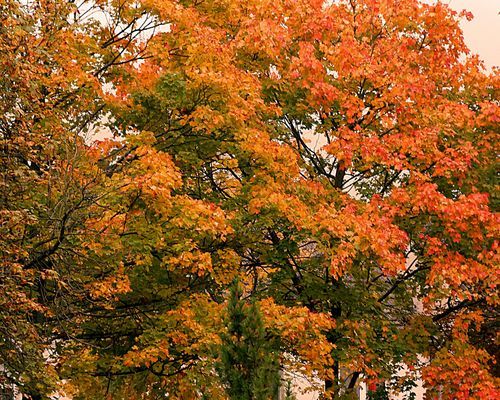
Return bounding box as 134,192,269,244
216,281,280,400
0,0,498,399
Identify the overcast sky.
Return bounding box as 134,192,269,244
446,0,500,68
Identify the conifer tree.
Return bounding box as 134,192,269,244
217,281,280,400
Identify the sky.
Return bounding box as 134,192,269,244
446,0,500,68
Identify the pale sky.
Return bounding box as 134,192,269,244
447,0,500,68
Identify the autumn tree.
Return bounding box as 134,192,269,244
94,0,497,398
0,0,171,397
1,0,498,399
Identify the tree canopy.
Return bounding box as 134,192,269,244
0,0,498,399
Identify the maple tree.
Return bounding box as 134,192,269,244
1,0,102,395
0,0,169,397
1,0,498,399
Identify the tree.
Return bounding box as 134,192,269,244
0,0,171,397
1,1,498,399
99,0,497,397
100,0,498,397
0,0,103,395
217,281,280,400
283,379,297,400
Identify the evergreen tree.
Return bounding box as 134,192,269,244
283,379,296,400
217,281,280,400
